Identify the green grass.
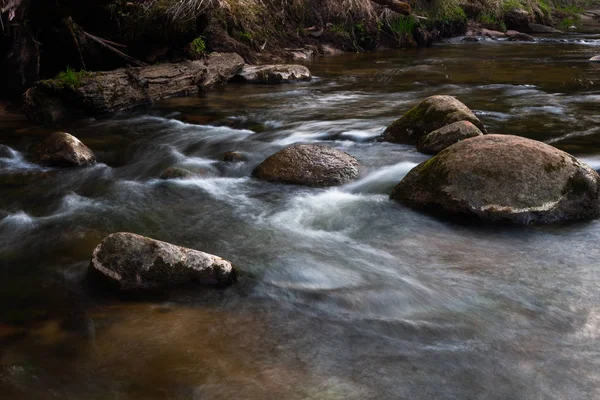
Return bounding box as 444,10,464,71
501,0,525,12
55,67,92,88
191,36,207,54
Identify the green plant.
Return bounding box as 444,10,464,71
559,17,580,30
390,16,416,35
55,67,91,88
191,36,206,54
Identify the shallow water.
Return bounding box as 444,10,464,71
1,34,600,399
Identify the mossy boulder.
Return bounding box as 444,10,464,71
417,121,483,155
252,144,360,187
89,232,238,291
30,132,96,167
382,95,486,144
391,135,600,225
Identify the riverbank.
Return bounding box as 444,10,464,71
3,0,593,103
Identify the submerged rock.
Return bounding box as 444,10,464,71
508,32,535,42
222,151,246,163
30,132,96,167
159,167,195,180
391,135,600,225
89,232,238,291
235,64,311,84
253,144,360,187
382,95,486,144
417,121,483,155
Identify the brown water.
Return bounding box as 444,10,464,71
2,35,600,399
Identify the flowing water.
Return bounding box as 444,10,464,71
2,34,600,399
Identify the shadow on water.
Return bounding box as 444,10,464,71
2,36,600,399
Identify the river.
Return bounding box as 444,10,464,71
1,34,600,399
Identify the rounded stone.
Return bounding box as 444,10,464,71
417,121,484,155
382,95,486,144
252,144,360,187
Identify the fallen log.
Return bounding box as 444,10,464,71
369,0,411,15
22,52,245,123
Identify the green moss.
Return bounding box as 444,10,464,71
55,66,92,89
191,36,206,55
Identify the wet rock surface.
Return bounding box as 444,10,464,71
89,232,238,291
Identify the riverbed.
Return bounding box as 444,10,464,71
1,34,600,399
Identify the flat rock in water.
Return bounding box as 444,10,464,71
391,135,600,225
417,121,483,155
23,53,245,124
528,23,562,33
236,64,312,84
252,144,360,187
30,132,96,167
382,95,486,144
89,232,238,291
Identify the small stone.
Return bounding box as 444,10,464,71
222,151,246,163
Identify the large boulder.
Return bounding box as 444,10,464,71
235,64,312,84
417,121,483,155
30,132,96,167
504,9,532,32
89,232,238,291
391,135,600,225
382,95,486,144
252,144,360,187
